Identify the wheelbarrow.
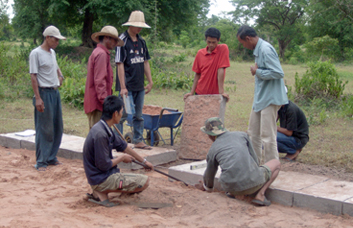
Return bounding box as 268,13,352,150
124,108,183,146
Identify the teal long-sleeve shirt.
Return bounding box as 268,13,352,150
252,38,288,112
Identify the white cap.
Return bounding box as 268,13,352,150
43,26,66,40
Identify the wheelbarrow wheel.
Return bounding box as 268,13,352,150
146,130,159,146
124,132,134,143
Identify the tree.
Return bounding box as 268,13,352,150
230,0,308,60
12,0,51,45
0,0,13,40
307,0,353,59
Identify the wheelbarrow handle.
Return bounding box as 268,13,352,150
159,108,178,119
132,160,188,186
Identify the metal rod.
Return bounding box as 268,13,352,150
133,160,188,186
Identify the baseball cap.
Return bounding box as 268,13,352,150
43,26,66,40
200,117,227,136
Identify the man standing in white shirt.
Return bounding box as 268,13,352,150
29,25,66,171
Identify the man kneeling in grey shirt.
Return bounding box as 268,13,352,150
195,117,281,206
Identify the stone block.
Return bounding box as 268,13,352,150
266,188,293,206
179,95,227,159
343,198,353,216
0,134,21,149
20,140,36,151
168,160,222,190
293,193,342,216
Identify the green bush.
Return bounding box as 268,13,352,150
341,95,353,118
57,55,87,109
294,61,348,99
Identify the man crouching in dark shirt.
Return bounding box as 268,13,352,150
83,95,153,207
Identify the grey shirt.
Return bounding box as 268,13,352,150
203,131,267,192
29,46,60,87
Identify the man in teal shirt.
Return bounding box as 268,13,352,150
237,25,288,164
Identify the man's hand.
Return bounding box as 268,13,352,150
144,161,154,171
120,88,128,97
250,63,258,76
59,76,63,86
144,83,153,94
122,154,134,163
194,180,206,191
35,97,45,112
221,93,230,102
183,92,193,101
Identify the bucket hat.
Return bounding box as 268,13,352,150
122,11,151,28
43,26,66,40
91,26,124,46
200,117,227,136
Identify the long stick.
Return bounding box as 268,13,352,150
133,160,188,186
112,124,125,141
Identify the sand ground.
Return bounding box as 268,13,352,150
0,146,352,228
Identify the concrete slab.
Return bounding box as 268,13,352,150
114,146,177,170
270,171,329,192
168,160,223,190
168,162,353,216
296,179,353,202
293,193,343,216
343,198,353,216
0,131,178,167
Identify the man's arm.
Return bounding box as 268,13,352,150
217,67,229,101
30,73,44,112
117,62,128,97
57,68,63,86
183,73,201,101
277,126,293,136
144,60,153,94
122,146,154,170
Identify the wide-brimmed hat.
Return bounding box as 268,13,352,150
91,26,124,46
122,11,151,28
43,26,66,40
200,117,227,136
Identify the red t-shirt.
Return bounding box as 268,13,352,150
84,44,114,114
192,44,230,95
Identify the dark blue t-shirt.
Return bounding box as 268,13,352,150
115,31,151,92
83,120,128,185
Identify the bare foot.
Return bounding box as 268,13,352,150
284,149,302,161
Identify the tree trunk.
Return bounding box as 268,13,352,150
81,8,94,48
278,40,286,60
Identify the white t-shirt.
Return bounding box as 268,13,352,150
29,46,60,87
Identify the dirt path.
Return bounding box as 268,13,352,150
0,146,352,228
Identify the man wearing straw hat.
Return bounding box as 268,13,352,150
115,11,153,150
29,25,66,171
84,26,124,129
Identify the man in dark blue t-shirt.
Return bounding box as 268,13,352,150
277,100,309,161
115,11,153,150
83,95,153,207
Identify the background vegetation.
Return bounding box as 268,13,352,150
0,0,353,173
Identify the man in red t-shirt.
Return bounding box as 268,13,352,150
184,27,230,101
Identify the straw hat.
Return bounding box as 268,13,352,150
91,26,124,46
122,11,151,28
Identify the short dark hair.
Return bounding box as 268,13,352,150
237,25,257,40
205,27,221,40
101,95,124,121
98,36,105,42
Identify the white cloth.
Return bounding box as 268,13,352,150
29,46,60,87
